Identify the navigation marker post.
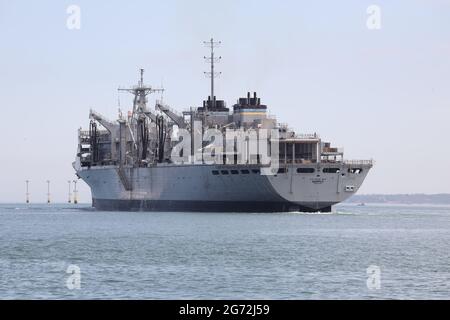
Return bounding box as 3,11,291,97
25,180,30,204
68,180,72,203
46,180,51,204
73,179,78,204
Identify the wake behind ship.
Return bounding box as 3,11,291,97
73,40,373,212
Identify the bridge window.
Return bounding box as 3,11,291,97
297,168,315,173
277,168,287,174
252,169,260,174
221,170,229,175
212,170,219,175
348,168,363,174
323,168,340,174
231,170,239,175
241,169,250,174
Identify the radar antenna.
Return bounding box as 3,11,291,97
118,69,164,115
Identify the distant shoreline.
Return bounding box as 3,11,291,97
2,195,450,206
347,194,450,205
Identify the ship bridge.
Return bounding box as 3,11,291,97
279,134,321,165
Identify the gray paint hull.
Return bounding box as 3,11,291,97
92,199,333,212
77,163,370,212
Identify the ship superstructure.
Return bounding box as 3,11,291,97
73,40,372,212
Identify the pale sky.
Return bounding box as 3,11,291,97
1,0,449,203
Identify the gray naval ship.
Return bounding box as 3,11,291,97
73,39,372,212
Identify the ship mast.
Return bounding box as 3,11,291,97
203,38,221,111
118,69,164,115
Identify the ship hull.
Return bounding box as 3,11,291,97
92,198,333,213
77,163,371,213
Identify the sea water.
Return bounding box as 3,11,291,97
0,203,449,299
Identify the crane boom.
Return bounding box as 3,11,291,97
155,101,187,128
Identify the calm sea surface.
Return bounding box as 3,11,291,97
0,203,449,299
